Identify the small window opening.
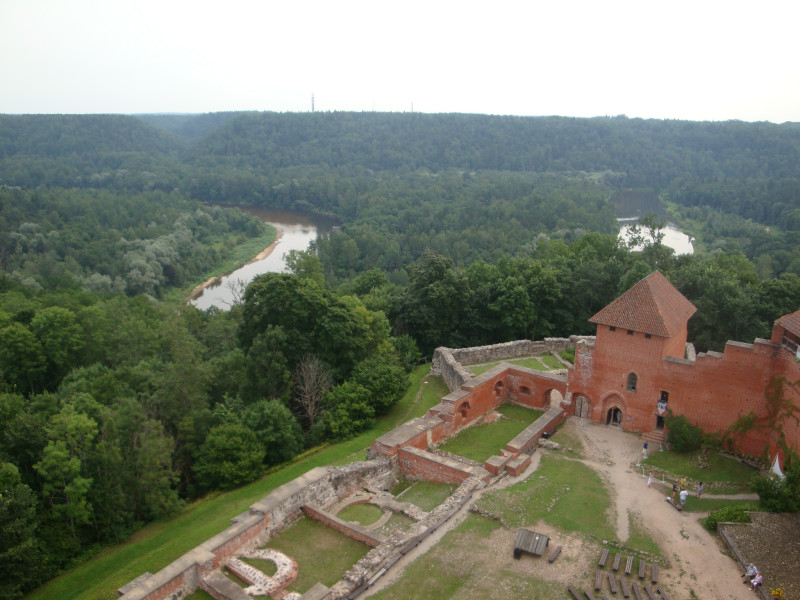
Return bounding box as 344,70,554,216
626,373,637,392
609,326,616,332
627,330,634,336
645,333,652,339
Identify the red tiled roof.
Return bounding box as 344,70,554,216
589,271,697,337
775,310,800,337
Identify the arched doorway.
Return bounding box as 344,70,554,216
493,380,505,401
574,396,591,419
606,406,622,427
547,389,564,409
606,407,622,426
459,401,470,418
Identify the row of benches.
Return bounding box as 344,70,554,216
568,579,671,600
597,548,658,582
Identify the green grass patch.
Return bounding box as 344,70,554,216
241,557,277,577
468,356,555,375
185,590,214,600
377,512,416,537
221,567,250,588
476,454,615,539
549,424,586,458
23,365,436,600
266,516,370,594
370,514,564,600
643,450,756,485
438,406,541,462
401,481,454,512
336,503,384,525
539,354,564,368
681,497,757,513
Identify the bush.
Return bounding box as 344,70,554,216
701,505,753,532
665,413,704,452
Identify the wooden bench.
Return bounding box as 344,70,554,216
650,563,658,584
548,545,562,563
625,555,633,575
619,575,630,598
595,571,603,591
599,548,610,567
612,553,622,571
643,583,658,600
607,572,618,594
583,588,598,600
630,581,643,600
568,585,582,600
656,585,670,600
513,529,549,559
638,559,646,579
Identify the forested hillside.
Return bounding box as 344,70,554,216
1,111,800,599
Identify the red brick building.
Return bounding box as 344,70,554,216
568,271,800,464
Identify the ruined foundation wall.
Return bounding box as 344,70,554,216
120,459,393,600
432,337,589,392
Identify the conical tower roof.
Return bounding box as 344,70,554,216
589,271,696,338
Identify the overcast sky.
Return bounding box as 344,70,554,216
2,0,799,123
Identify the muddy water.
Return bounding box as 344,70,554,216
189,208,334,311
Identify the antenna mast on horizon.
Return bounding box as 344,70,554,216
311,94,315,112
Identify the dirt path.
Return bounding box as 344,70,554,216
571,418,753,600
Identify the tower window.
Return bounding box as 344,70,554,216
627,330,634,336
627,373,637,392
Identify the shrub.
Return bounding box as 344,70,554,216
665,413,703,452
701,505,752,532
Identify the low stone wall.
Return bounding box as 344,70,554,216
329,472,487,598
119,459,393,600
505,405,566,454
398,446,490,484
303,503,385,547
431,337,584,392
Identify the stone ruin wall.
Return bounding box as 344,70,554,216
432,337,594,392
119,459,394,600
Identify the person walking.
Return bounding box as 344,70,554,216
642,441,648,458
679,488,689,510
647,470,654,488
697,481,703,500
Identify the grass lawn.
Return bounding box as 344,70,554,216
377,513,416,537
680,497,758,513
23,366,439,600
469,356,551,375
369,514,565,600
550,423,586,458
185,590,214,600
400,480,455,512
643,450,756,486
438,404,541,462
241,557,277,577
265,517,371,594
336,503,385,525
539,353,564,368
477,454,616,539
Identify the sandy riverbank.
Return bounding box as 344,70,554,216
186,230,283,301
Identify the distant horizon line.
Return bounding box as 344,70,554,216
0,109,795,125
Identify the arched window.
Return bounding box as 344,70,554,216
626,373,637,392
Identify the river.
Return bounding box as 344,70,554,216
189,208,334,311
617,217,694,255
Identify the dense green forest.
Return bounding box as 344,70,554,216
1,111,800,599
